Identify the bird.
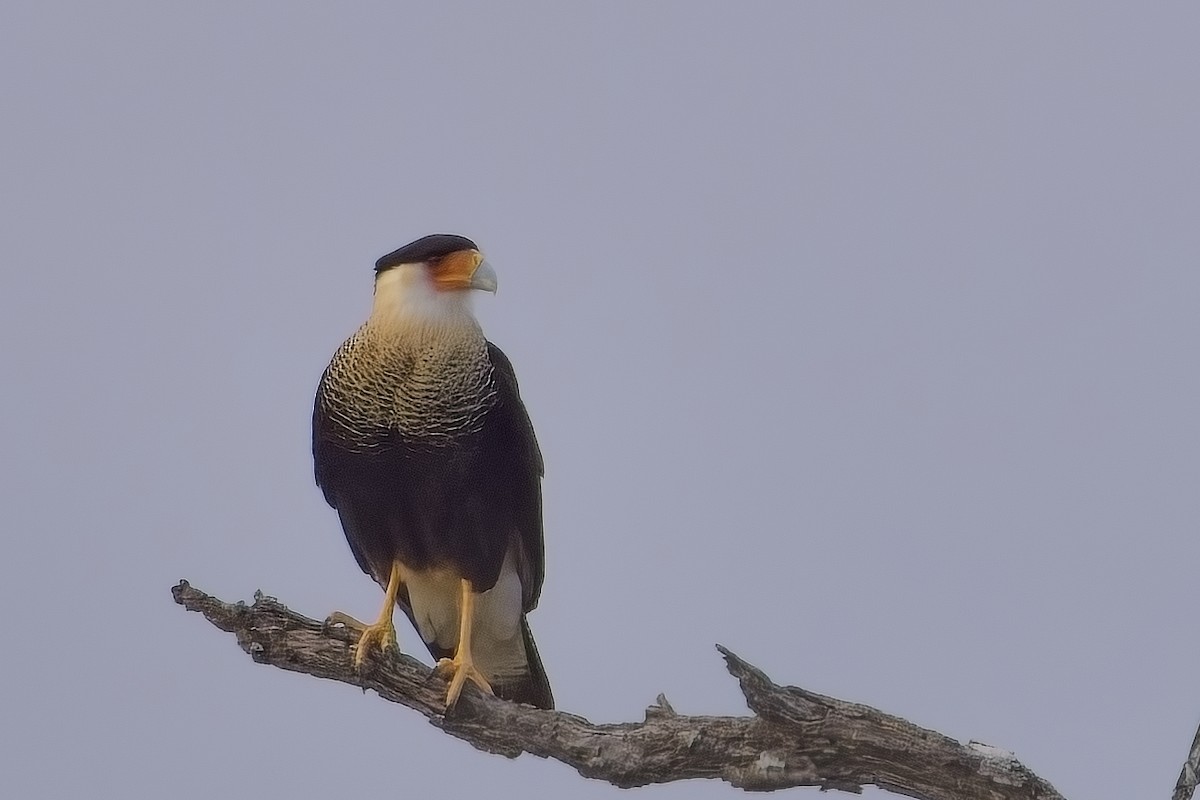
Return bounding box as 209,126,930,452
312,234,552,710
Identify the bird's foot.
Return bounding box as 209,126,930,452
353,620,397,668
434,655,493,708
324,611,368,633
326,611,397,669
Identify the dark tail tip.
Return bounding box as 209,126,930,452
493,616,554,709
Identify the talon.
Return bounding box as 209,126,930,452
436,654,493,708
352,619,397,668
324,611,368,632
439,580,494,708
336,561,404,669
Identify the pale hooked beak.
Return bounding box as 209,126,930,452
470,259,498,293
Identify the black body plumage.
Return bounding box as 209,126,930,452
312,240,552,709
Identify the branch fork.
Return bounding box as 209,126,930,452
177,579,1174,800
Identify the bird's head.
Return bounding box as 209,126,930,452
370,234,497,326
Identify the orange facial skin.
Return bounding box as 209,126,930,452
430,249,485,291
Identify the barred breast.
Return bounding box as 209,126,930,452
316,320,498,452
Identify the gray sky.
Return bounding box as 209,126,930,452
2,4,1197,799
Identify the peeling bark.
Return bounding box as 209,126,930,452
172,579,1068,798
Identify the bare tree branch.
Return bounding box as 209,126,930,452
172,579,1075,798
1174,720,1200,800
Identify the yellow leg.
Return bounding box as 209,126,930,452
434,579,493,708
326,561,403,669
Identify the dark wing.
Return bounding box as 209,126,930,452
483,341,545,611
312,372,381,583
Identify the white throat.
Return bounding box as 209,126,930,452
370,264,476,329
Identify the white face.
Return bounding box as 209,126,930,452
371,263,476,326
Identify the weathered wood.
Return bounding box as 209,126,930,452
1174,719,1200,800
172,579,1067,798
